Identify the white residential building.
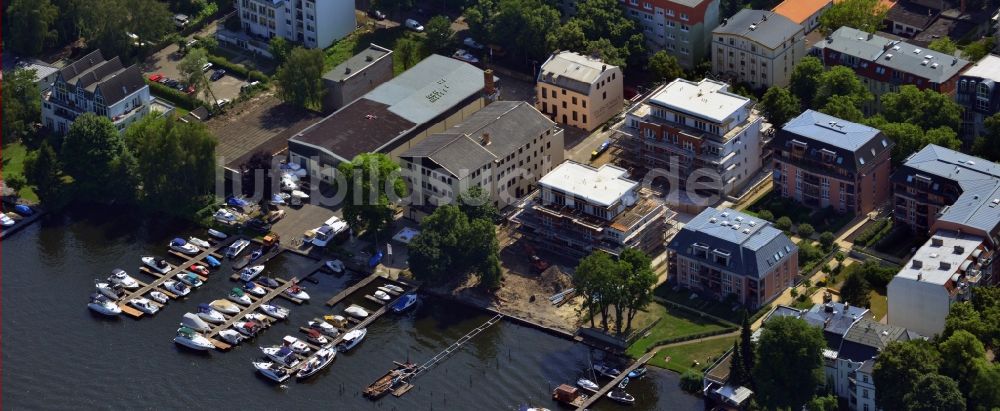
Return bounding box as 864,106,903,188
536,51,624,131
236,0,355,49
711,9,805,88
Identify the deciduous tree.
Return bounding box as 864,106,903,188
902,374,965,411
424,15,454,52
881,85,961,132
23,141,65,206
820,0,887,34
972,113,1000,162
457,186,498,222
179,48,218,104
275,47,326,110
337,153,406,234
2,68,43,141
60,113,136,203
927,36,958,54
761,86,801,127
874,340,942,410
839,270,871,307
752,316,826,409
269,36,292,65
814,66,871,110
648,51,683,83
820,95,865,122
963,37,995,62
789,56,824,108
5,0,58,56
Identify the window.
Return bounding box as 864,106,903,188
680,12,687,20
572,96,577,105
583,114,587,123
666,9,674,16
643,2,651,9
542,87,547,98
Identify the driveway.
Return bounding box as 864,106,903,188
142,43,244,104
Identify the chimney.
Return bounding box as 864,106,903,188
867,32,873,40
480,132,491,146
940,261,952,270
483,69,496,95
955,245,965,254
913,259,923,269
602,64,607,72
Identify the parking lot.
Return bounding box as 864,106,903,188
141,43,244,105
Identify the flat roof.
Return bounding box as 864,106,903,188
772,0,831,24
896,230,983,285
648,78,750,123
538,161,637,207
962,54,1000,82
323,44,391,83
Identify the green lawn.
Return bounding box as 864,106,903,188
868,289,888,320
654,284,753,324
626,302,731,358
2,142,39,202
648,336,737,374
747,191,854,234
325,26,426,76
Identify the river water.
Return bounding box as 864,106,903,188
3,210,703,410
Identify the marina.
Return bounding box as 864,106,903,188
576,351,656,410
200,276,301,350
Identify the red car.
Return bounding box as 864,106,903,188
189,264,209,276
148,73,164,82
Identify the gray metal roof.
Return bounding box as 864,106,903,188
838,318,908,362
712,9,802,50
897,145,1000,234
821,27,969,83
323,43,391,83
816,26,890,62
803,302,869,349
775,110,893,172
537,51,613,95
365,54,486,125
667,207,797,279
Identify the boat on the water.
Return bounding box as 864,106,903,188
258,277,280,288
228,287,252,305
149,291,169,304
308,319,340,337
324,314,348,328
142,257,172,274
210,299,241,315
282,335,311,354
233,321,262,337
181,312,212,332
345,305,369,319
240,265,265,281
577,378,599,393
208,229,228,239
197,303,226,324
383,284,404,294
218,329,245,345
129,298,159,315
204,255,221,268
249,247,263,261
304,329,329,345
174,327,214,351
176,272,204,287
261,345,300,367
169,238,199,255
188,237,211,248
259,303,289,320
373,290,391,301
607,389,635,404
253,361,291,383
363,361,417,399
95,280,124,300
390,293,418,313
108,268,139,289
297,348,336,379
88,293,121,316
244,281,267,296
337,328,367,351
188,264,210,276
325,259,345,273
226,239,251,258
628,367,647,379
163,280,190,296
284,283,310,300
593,363,621,378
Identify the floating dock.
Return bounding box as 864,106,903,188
201,276,300,351
324,271,389,306
575,350,655,410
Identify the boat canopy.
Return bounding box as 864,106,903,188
178,327,196,336
231,287,245,296
226,196,249,207
198,303,212,310
112,268,126,276
276,346,294,357
170,238,187,246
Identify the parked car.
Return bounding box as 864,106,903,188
201,62,213,72
165,79,180,88
266,210,286,223
186,38,198,49
210,69,226,81
463,37,485,50
157,76,171,84
174,82,188,91
452,49,479,64
183,84,196,94
148,73,164,82
405,19,424,32
369,9,386,20
245,218,272,232
215,98,230,108
240,81,261,93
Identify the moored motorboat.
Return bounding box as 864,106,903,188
373,290,391,301
593,363,621,378
337,328,367,351
304,329,329,345
197,303,227,324
260,345,300,367
258,277,280,288
181,312,213,332
210,299,241,315
169,238,199,255
226,239,250,258
204,255,221,268
142,257,172,274
174,327,215,351
249,247,263,261
324,314,348,328
244,312,270,323
218,329,245,345
188,237,211,249
390,293,418,313
627,367,647,379
95,280,124,300
297,348,336,379
324,259,345,273
189,264,209,276
259,303,289,320
244,281,267,296
228,287,252,305
207,229,228,239
607,389,635,405
577,378,599,393
176,272,204,287
282,335,312,354
163,280,190,296
240,265,265,281
233,321,263,337
383,284,404,294
108,269,139,289
344,305,369,319
308,319,340,337
129,298,159,315
88,294,122,316
284,283,310,300
253,361,291,383
149,291,169,304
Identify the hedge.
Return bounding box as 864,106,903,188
206,54,269,83
146,79,204,111
642,327,739,352
855,219,893,247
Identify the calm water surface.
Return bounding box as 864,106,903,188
3,210,703,410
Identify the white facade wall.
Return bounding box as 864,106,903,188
887,276,951,337
237,0,354,49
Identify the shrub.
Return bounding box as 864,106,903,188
834,252,846,262
6,174,27,193
757,209,775,221
775,216,793,231
855,219,892,247
790,287,798,297
206,55,268,83
146,79,203,111
819,231,836,250
798,223,815,238
680,370,703,394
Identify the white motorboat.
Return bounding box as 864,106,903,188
261,345,300,367
253,361,291,383
337,328,367,351
95,280,124,299
593,363,621,378
163,280,191,296
187,237,211,249
208,229,228,239
188,264,209,276
218,329,245,345
176,272,204,287
607,389,635,405
577,378,599,393
228,287,252,305
169,238,199,255
108,268,139,289
197,303,227,324
181,312,213,332
308,319,340,337
88,294,121,316
149,291,169,304
282,335,312,354
0,213,15,227
373,290,391,301
233,321,262,337
344,305,369,319
259,303,289,320
240,265,265,281
324,259,345,273
297,348,336,379
284,283,310,300
227,239,251,258
142,257,172,274
383,284,405,294
210,299,241,315
174,327,215,351
324,314,348,328
244,312,270,323
304,329,329,345
390,293,418,313
129,298,159,315
244,281,267,296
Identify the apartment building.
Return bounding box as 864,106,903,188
536,51,623,131
771,0,832,33
667,207,798,309
236,0,355,49
956,54,1000,143
322,44,394,112
886,0,995,45
510,161,672,258
617,78,765,205
620,0,721,69
771,110,894,214
711,9,805,89
888,230,993,337
400,102,565,219
814,27,969,110
41,50,161,135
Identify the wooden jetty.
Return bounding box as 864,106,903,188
202,276,300,351
0,209,45,240
115,236,237,318
325,271,397,306
575,350,656,410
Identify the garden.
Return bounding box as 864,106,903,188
745,191,855,235
625,302,734,360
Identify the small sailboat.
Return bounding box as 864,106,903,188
228,287,252,305
88,294,121,316
259,303,289,320
148,291,169,304
344,305,369,319
176,272,204,287
373,290,391,301
108,269,139,289
308,319,340,337
163,280,190,296
218,329,245,345
390,293,418,313
207,229,228,239
297,348,336,379
240,265,265,282
188,237,211,248
210,299,241,315
337,328,367,351
253,361,291,383
142,257,172,274
244,281,267,296
174,327,215,351
282,335,312,354
129,298,159,315
197,303,227,324
284,283,310,300
169,238,199,255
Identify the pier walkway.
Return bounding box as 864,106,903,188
203,276,298,350
324,271,385,306
576,350,656,410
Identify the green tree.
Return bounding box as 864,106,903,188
2,68,43,141
839,270,871,307
409,230,452,282
729,341,748,386
761,86,801,127
127,0,172,46
409,204,500,288
820,0,887,34
5,0,59,56
719,0,743,19
619,248,656,333
81,0,131,62
789,56,824,108
881,85,962,132
584,38,625,68
806,394,839,411
679,370,703,393
775,216,792,231
337,153,406,234
60,113,136,203
938,330,986,399
647,51,684,83
493,0,561,61
927,36,958,54
820,95,865,123
424,15,454,52
963,37,995,62
178,48,218,105
757,209,774,221
819,232,836,251
269,36,292,65
902,374,965,411
752,316,827,409
394,38,423,70
478,253,503,289
815,66,871,110
549,19,586,52
23,141,65,205
942,302,988,346
970,362,1000,410
457,186,498,222
739,312,754,388
881,122,961,164
575,251,619,329
874,340,943,410
568,0,644,67
797,223,815,238
972,112,1000,162
275,47,326,110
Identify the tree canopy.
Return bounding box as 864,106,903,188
275,47,326,110
972,113,1000,162
814,66,871,110
902,374,965,411
789,56,824,109
465,0,561,62
839,269,871,307
963,37,995,62
820,0,887,34
927,36,958,55
819,95,865,123
5,0,59,56
874,340,942,410
574,248,656,334
752,316,826,409
23,141,66,206
647,51,684,83
409,200,501,288
880,85,961,132
337,153,406,234
2,68,43,141
179,48,218,105
761,86,801,127
424,15,454,53
269,37,292,65
60,113,137,203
